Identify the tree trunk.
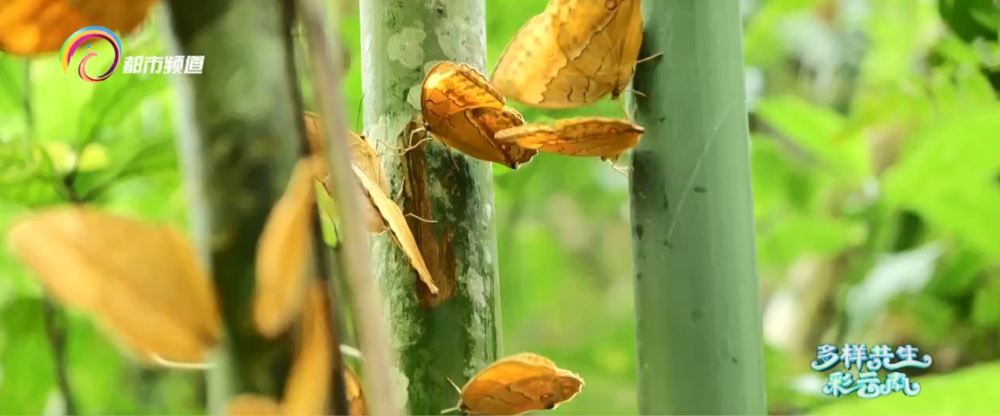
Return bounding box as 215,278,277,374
164,1,302,412
359,0,502,414
629,1,768,414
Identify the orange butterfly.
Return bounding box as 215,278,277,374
494,117,644,165
6,207,221,364
490,0,647,109
0,0,159,54
255,157,320,337
230,282,362,416
420,61,537,169
442,353,584,415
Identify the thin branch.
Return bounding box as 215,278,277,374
282,0,351,414
40,300,77,416
295,0,398,414
24,59,79,416
78,140,175,202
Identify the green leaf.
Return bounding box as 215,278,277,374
743,0,829,67
810,361,1000,415
0,54,26,115
907,184,1000,259
940,0,1000,44
926,249,987,298
971,276,1000,328
0,298,55,415
76,73,169,149
863,0,939,85
883,106,1000,259
884,107,1000,190
758,213,867,267
755,96,871,184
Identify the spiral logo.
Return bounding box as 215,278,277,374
59,26,123,83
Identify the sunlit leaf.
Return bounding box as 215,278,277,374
755,96,871,184
810,362,1000,415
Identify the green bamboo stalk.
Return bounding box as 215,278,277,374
359,0,502,414
163,1,302,412
629,0,768,414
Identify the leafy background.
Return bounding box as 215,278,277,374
2,0,1000,414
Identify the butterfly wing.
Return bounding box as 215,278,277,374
345,365,369,415
255,157,317,338
7,207,220,363
490,13,578,109
0,0,158,54
496,118,643,159
422,61,504,120
282,283,332,416
465,106,537,168
491,0,643,108
422,61,525,166
550,0,644,100
353,165,439,294
460,353,583,416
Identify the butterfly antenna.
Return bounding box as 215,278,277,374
445,377,462,393
150,354,214,370
440,405,461,415
438,377,464,414
405,213,437,224
635,52,663,66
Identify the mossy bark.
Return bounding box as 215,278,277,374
359,0,501,413
164,0,301,412
629,0,768,414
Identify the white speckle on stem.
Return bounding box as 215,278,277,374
388,26,427,69
391,365,410,408
467,269,487,311
407,84,422,111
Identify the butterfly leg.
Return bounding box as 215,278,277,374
616,98,631,120
605,156,632,177
377,135,431,156
635,52,663,66
405,213,437,224
447,149,460,170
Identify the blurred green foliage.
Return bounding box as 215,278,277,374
1,0,1000,414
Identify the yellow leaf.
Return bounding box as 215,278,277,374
6,207,220,364
254,157,317,338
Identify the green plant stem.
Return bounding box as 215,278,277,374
629,0,768,413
